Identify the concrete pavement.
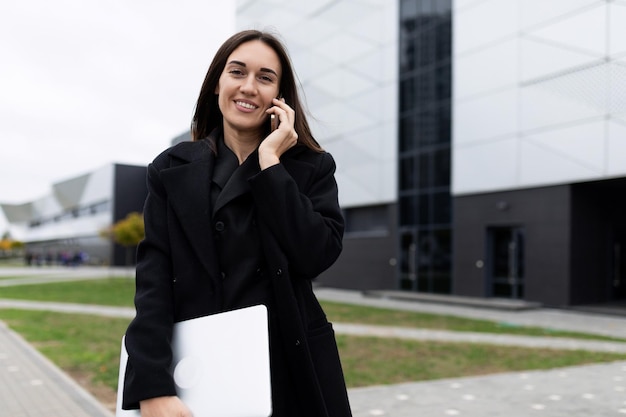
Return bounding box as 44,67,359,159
2,267,626,416
0,320,113,417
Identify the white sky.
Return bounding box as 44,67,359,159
0,0,235,232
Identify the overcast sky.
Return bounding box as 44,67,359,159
0,1,235,231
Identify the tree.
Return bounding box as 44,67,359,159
105,212,145,265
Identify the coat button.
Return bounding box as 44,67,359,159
215,221,224,232
276,268,282,276
295,339,301,346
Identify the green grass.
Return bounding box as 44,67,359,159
320,301,626,343
1,309,625,398
1,278,625,342
0,277,135,306
337,335,626,387
2,278,626,406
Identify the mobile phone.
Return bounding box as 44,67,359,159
270,94,282,132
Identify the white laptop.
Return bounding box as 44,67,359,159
115,304,272,417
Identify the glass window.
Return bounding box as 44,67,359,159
399,230,417,290
418,153,430,188
433,148,450,187
435,0,452,14
344,205,389,235
433,191,451,225
400,157,417,191
91,200,111,214
418,193,431,225
398,0,452,294
400,113,418,152
400,76,416,111
399,195,418,226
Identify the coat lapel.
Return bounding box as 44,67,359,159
213,151,260,215
160,139,221,280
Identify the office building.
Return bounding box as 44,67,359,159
0,164,147,266
237,0,626,307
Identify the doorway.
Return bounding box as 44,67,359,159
487,226,525,299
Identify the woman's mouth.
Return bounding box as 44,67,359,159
235,101,258,110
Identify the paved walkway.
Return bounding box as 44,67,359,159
2,267,626,416
0,321,113,417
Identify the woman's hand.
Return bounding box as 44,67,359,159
139,396,192,417
259,97,298,170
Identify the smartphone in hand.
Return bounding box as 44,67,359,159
270,94,282,132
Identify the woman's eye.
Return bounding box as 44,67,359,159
229,69,244,76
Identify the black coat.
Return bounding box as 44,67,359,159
123,137,352,417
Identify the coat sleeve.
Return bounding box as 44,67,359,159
248,151,344,279
122,157,177,409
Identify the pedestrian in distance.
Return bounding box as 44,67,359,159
121,29,352,417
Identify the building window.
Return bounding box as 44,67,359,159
398,0,452,294
344,205,389,237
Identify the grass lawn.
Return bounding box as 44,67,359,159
0,277,136,305
3,277,626,410
1,278,625,342
2,308,626,412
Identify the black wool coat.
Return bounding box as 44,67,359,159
122,136,352,417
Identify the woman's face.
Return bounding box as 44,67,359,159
215,40,282,137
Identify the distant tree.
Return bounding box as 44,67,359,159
104,212,145,265
0,238,11,251
0,233,24,258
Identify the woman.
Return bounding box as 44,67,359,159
122,30,352,417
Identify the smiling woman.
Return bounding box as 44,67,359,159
121,30,352,417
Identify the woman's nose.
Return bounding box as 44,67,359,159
240,76,257,94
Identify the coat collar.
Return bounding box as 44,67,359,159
212,137,261,215
159,132,220,281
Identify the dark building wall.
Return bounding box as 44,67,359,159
318,204,397,290
570,184,607,304
453,185,572,306
570,178,626,304
111,164,148,266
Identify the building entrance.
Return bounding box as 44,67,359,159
487,226,525,299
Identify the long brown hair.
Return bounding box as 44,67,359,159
191,30,322,152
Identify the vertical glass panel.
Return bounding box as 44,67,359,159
435,19,452,61
417,229,433,291
399,195,418,226
417,0,433,14
436,102,451,143
488,227,525,299
399,113,417,152
416,108,438,146
433,191,451,224
400,76,416,111
432,228,452,293
417,28,436,67
400,157,417,191
435,63,452,101
400,37,417,72
433,148,450,187
399,231,417,290
435,0,452,14
418,193,431,225
398,0,452,295
418,153,430,188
